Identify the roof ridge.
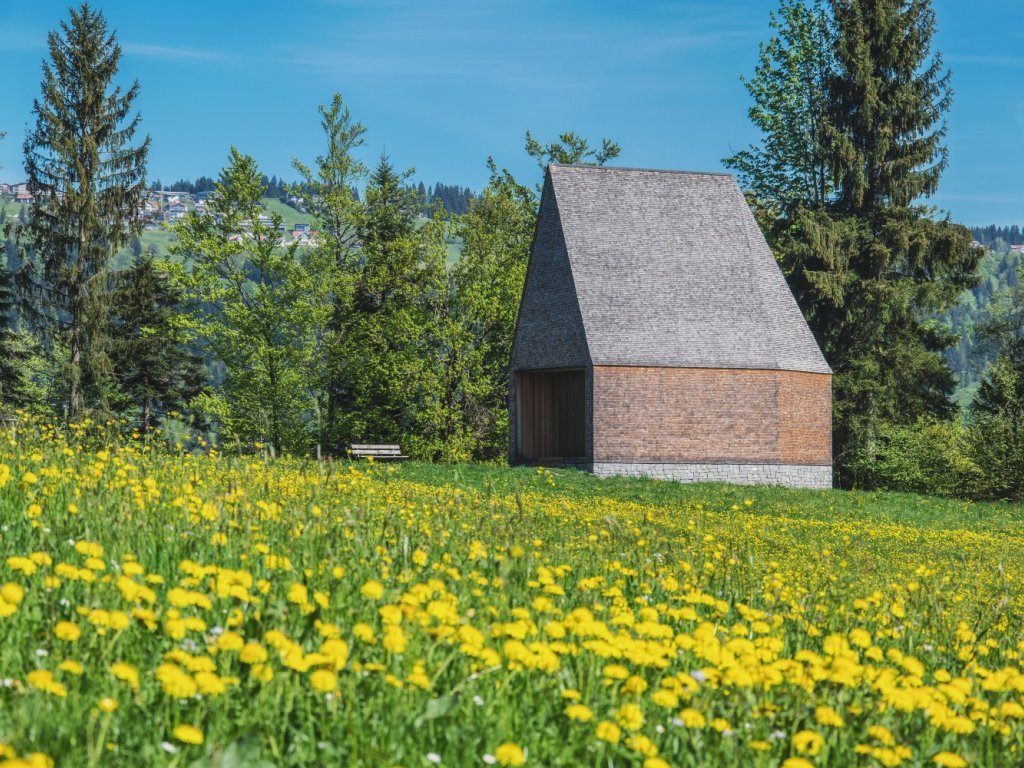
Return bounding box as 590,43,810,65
548,163,734,178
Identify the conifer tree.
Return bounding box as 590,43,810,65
109,254,206,434
333,155,450,455
17,3,149,420
736,0,980,485
291,94,366,452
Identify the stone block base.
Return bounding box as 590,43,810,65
581,462,832,489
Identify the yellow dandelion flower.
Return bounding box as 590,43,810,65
792,730,824,756
494,743,525,766
565,704,593,722
615,703,644,732
814,705,845,728
173,724,204,745
595,721,621,745
360,579,384,600
97,697,118,713
678,708,706,729
309,669,338,693
110,662,139,692
239,642,268,664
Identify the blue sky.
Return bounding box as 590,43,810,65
1,0,1023,225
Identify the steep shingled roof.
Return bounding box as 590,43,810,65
541,163,831,375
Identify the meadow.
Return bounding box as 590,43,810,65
0,418,1022,767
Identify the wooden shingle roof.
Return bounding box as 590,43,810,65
543,163,831,375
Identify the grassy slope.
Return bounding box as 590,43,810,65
1,199,23,219
260,197,313,228
395,461,1024,536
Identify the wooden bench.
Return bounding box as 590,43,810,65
347,443,408,462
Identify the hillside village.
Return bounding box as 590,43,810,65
0,182,320,247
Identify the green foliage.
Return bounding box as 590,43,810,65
963,270,1024,500
843,418,981,496
524,131,621,173
108,254,206,433
15,3,150,420
169,149,323,455
967,355,1024,500
0,259,30,409
724,0,834,214
446,163,538,460
739,0,981,487
291,93,367,453
330,156,455,458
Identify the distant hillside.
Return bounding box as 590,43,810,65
943,227,1023,403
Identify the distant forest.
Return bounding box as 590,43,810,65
414,183,476,215
944,227,1024,395
971,225,1024,248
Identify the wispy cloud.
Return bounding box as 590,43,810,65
122,43,225,62
939,193,1024,206
638,27,763,56
947,54,1024,69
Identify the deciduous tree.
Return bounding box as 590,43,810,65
170,149,319,455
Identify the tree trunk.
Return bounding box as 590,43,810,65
68,318,81,421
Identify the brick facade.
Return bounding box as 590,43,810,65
591,366,831,467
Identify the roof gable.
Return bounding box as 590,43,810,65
510,174,591,371
545,164,830,375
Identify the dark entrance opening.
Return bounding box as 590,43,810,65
516,369,585,462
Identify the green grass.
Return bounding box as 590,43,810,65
414,216,464,263
260,197,313,229
394,460,1024,536
1,198,25,220
1,423,1023,766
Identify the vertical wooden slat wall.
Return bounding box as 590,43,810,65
517,370,585,461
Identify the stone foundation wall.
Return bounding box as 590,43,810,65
582,461,832,490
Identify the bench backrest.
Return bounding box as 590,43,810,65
349,444,404,457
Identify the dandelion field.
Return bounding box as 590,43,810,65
1,422,1024,766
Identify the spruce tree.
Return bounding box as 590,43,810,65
109,255,206,434
336,155,449,452
0,260,28,409
291,93,367,452
738,0,980,485
826,0,949,213
17,3,149,420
